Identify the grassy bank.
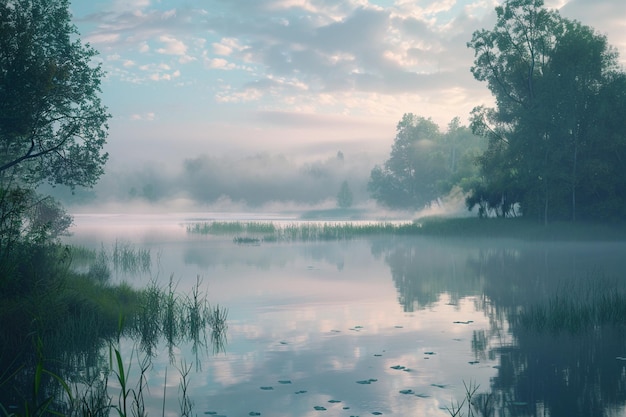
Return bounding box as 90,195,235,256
0,242,227,417
414,216,626,240
186,217,626,242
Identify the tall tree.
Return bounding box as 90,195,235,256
467,0,626,222
0,0,109,189
369,114,483,210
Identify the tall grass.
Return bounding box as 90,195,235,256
0,241,227,417
187,220,420,242
512,276,626,333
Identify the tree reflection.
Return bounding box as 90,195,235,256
465,241,626,417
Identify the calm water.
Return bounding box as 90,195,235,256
66,213,626,417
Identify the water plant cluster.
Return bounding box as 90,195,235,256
186,220,421,242
515,287,626,333
0,242,227,417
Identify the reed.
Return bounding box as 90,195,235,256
112,240,151,275
187,220,420,242
515,287,626,333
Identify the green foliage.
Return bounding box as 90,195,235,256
466,0,626,222
0,0,109,188
368,114,484,210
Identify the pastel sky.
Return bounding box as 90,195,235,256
70,0,626,169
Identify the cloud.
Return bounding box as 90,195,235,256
130,112,156,121
156,35,187,55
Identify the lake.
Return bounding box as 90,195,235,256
64,213,626,417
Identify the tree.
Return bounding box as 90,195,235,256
336,180,353,208
467,0,626,222
368,114,483,210
0,0,109,189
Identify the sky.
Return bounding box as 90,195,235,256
69,0,626,172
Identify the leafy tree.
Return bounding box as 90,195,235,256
0,0,109,189
467,0,626,222
336,180,353,208
0,0,109,255
369,114,483,210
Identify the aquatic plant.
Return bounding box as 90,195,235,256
186,220,420,242
112,240,151,275
515,287,626,333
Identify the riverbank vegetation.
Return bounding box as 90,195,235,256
187,217,626,242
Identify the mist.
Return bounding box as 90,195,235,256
43,149,473,220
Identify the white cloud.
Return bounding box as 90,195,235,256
206,58,237,70
130,112,156,121
156,35,187,55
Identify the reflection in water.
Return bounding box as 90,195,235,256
60,217,626,417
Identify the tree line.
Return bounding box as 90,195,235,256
369,0,626,223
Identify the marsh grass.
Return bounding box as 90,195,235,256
0,244,227,417
187,220,419,242
515,279,626,333
112,240,151,275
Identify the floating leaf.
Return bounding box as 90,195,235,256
278,380,292,384
374,354,382,357
399,389,414,395
357,380,372,384
468,361,479,365
372,412,383,415
424,352,435,355
328,400,341,403
390,365,405,370
249,413,261,416
314,406,327,411
295,390,308,394
260,386,274,390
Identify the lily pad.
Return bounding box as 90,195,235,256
357,380,372,384
390,365,405,370
399,389,414,395
372,412,383,415
314,406,327,411
249,413,261,416
328,400,341,403
260,386,274,390
424,351,435,355
278,380,292,384
468,361,479,365
295,390,308,394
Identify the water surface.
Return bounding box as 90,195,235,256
66,213,626,417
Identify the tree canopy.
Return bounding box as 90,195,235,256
0,0,109,189
368,114,484,210
466,0,626,222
